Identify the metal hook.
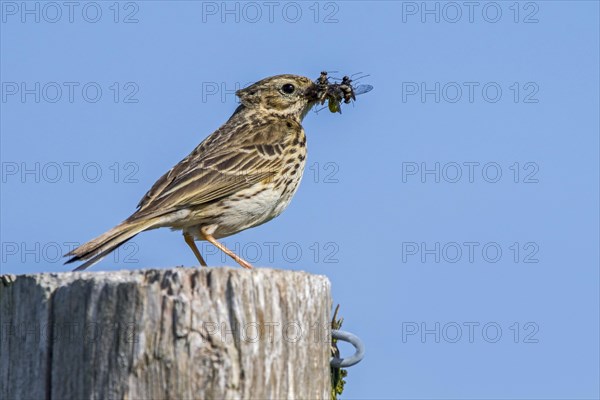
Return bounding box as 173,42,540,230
330,329,365,368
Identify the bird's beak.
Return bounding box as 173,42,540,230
303,83,323,102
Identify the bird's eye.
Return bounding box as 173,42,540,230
281,83,295,94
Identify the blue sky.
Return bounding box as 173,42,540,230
1,1,599,398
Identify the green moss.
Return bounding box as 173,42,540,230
331,304,348,400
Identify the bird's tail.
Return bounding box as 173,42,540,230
64,218,158,271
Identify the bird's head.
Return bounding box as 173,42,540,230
236,74,321,121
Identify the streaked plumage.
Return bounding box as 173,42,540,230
65,75,320,270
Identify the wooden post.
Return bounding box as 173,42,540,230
1,267,332,399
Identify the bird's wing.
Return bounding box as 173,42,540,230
132,118,292,219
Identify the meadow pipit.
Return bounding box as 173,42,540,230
65,73,369,270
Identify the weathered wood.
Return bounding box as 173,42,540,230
0,267,332,399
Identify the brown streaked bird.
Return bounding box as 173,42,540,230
65,74,332,271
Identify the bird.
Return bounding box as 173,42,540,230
65,74,329,271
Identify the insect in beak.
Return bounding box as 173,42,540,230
313,71,373,114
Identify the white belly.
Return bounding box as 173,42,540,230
180,155,306,240
218,170,304,237
221,185,283,230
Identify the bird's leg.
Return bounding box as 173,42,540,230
200,228,253,269
183,232,207,267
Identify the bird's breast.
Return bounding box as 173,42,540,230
208,152,306,238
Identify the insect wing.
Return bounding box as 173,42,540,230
352,84,373,96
